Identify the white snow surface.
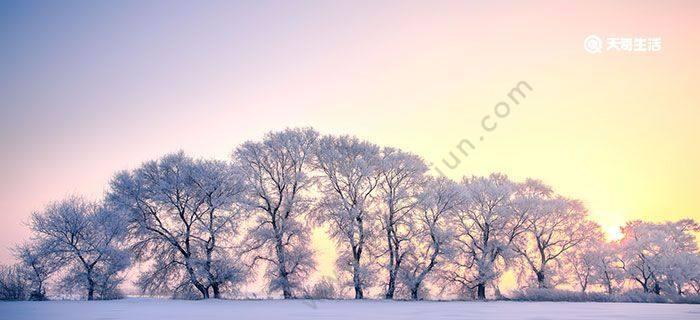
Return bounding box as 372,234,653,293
1,298,699,320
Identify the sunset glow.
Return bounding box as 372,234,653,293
604,224,625,242
1,1,699,300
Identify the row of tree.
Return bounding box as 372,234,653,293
1,128,698,301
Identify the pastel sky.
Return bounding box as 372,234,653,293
1,0,698,286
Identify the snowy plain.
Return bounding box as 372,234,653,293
1,298,699,320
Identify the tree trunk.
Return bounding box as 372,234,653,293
354,284,364,299
282,287,293,299
353,259,364,299
536,271,546,288
384,214,396,300
493,284,502,299
212,283,221,299
604,272,613,295
204,238,220,299
353,271,364,299
274,232,293,299
385,268,396,299
653,281,661,295
353,216,365,300
411,285,420,300
87,278,95,301
197,285,209,299
476,283,487,300
185,260,209,299
638,277,650,293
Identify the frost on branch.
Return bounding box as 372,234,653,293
234,128,318,299
107,152,247,299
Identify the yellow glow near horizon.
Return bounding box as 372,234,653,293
603,224,625,242
1,2,698,298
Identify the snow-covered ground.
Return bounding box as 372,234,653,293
1,298,699,320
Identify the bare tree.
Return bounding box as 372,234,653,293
447,173,526,299
108,152,246,299
658,219,700,296
30,196,129,300
564,242,624,295
569,253,594,293
234,128,318,299
620,220,667,294
512,182,597,289
13,242,63,300
0,265,28,301
189,159,249,297
401,177,462,300
313,134,381,299
619,219,700,295
662,251,700,296
594,245,626,295
374,147,427,299
565,235,608,293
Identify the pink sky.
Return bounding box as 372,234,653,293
1,0,698,279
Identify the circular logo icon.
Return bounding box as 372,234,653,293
584,35,603,54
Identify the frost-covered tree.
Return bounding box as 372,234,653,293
689,272,700,295
30,196,129,300
578,244,625,295
313,135,381,299
308,277,338,299
619,221,664,294
512,181,597,289
661,251,700,296
374,147,427,299
568,251,595,293
564,236,618,293
595,247,626,295
108,152,247,299
401,177,462,300
0,265,28,301
619,219,699,295
446,173,526,299
189,158,249,297
657,219,700,296
13,242,63,300
234,128,318,299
